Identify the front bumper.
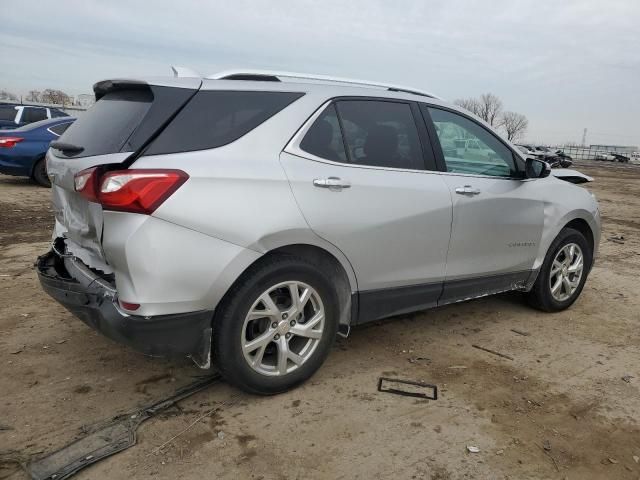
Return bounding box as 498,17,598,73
36,249,213,368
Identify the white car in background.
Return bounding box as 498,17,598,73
594,152,616,161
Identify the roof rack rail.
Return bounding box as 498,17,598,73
207,69,441,100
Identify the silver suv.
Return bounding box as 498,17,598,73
37,70,600,394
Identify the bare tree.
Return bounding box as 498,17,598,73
454,93,503,126
453,97,482,117
0,89,18,101
40,89,71,105
26,90,42,103
499,111,528,141
478,93,503,126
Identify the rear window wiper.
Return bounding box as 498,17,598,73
50,141,84,154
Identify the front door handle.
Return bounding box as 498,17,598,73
455,185,481,195
313,177,351,190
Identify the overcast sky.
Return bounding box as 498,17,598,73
1,0,638,146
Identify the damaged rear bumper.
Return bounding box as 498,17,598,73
36,249,213,368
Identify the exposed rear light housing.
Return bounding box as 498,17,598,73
74,168,188,214
0,137,23,148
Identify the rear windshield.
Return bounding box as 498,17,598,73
57,89,153,158
145,90,304,155
0,105,17,121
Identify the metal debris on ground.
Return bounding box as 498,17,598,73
621,375,633,383
607,235,625,244
377,377,438,400
466,446,480,453
26,374,221,480
471,344,514,361
408,356,431,365
633,455,639,464
543,439,551,451
510,328,530,336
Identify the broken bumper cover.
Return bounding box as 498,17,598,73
36,250,213,368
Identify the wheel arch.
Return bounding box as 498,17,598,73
29,153,46,177
216,242,358,330
530,211,599,285
267,244,355,329
563,218,595,254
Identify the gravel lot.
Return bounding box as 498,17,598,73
1,160,639,480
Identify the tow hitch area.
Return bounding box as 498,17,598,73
27,375,221,480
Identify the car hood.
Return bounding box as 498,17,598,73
550,168,593,184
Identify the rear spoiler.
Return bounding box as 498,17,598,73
93,80,150,101
93,75,202,101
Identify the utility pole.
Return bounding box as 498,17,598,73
581,128,587,147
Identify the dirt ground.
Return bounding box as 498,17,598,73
1,160,639,480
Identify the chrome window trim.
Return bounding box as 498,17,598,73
284,99,527,181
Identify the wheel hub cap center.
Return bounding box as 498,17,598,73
276,320,290,336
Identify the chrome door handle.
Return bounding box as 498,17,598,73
455,185,481,195
313,177,351,190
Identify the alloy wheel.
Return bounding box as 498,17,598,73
549,243,584,302
241,281,325,376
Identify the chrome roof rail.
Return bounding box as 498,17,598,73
207,69,441,99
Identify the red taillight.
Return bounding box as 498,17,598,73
74,168,188,214
118,300,140,311
0,137,23,148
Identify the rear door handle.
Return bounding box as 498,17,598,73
455,185,481,195
313,177,351,190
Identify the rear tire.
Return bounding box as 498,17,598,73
213,255,339,395
32,158,50,187
527,228,592,312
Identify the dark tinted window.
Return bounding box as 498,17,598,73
300,104,346,162
0,106,17,121
146,90,304,155
58,89,153,158
22,108,47,123
427,107,518,177
50,109,69,118
49,122,73,136
336,100,425,170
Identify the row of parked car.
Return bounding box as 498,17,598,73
0,104,75,186
515,144,574,168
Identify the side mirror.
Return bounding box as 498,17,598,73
525,157,551,179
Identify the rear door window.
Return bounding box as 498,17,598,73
50,109,69,118
21,108,47,123
145,91,304,155
336,100,426,170
0,105,17,121
57,89,153,158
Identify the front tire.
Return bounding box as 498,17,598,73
527,228,592,312
213,255,339,395
32,158,50,187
